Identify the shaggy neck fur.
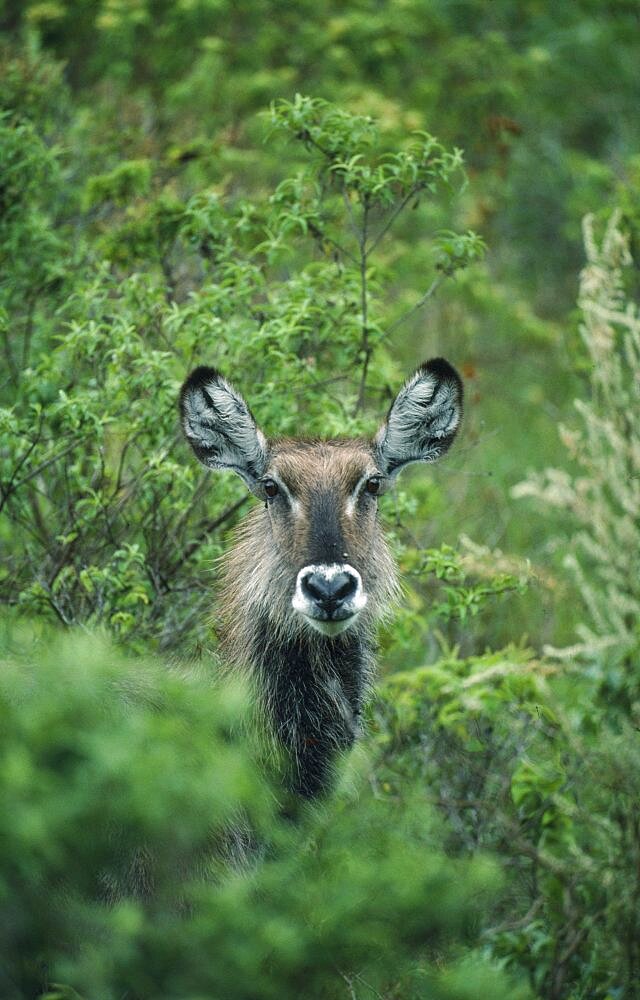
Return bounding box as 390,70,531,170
216,505,396,798
247,618,375,798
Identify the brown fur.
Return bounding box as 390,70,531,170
218,440,397,661
214,440,397,797
179,360,463,797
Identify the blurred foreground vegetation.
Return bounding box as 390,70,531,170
1,3,640,997
1,620,528,1000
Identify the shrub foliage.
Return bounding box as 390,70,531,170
0,619,526,1000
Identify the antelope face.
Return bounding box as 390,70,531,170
261,440,383,636
180,360,463,638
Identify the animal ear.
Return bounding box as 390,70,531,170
180,366,268,488
374,358,463,477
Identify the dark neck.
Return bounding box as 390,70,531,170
245,618,376,798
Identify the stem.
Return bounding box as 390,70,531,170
166,495,249,578
386,275,445,336
1,324,20,387
21,291,39,370
37,576,75,626
307,221,358,265
7,438,82,498
354,196,370,415
296,129,335,162
0,412,45,514
160,250,176,303
367,182,423,255
342,189,360,242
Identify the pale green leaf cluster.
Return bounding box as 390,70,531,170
514,213,640,706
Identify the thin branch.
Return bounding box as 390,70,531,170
160,243,177,304
353,972,386,1000
165,470,212,550
483,896,544,938
166,496,249,578
367,182,423,255
289,374,350,396
558,925,589,967
385,275,445,336
550,924,589,999
1,325,20,387
47,539,79,591
342,189,360,242
354,196,370,415
7,437,82,497
112,427,183,510
0,416,44,513
21,290,39,370
508,835,567,879
338,970,358,1000
3,488,51,547
307,221,358,265
296,129,335,160
37,576,74,627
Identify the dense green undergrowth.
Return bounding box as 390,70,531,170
0,618,528,1000
376,643,640,997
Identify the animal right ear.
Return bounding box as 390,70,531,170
374,358,463,477
179,367,268,488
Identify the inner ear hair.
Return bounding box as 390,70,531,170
179,366,268,485
374,357,463,476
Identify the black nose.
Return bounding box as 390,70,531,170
301,570,358,614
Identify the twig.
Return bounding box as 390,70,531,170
1,325,20,387
550,924,589,999
165,470,212,550
21,290,39,370
296,128,336,162
483,896,544,937
166,496,249,577
354,196,370,415
342,189,360,242
160,248,177,304
0,418,44,513
289,375,351,396
338,970,358,1000
367,183,423,255
38,577,74,627
386,276,445,336
111,431,145,499
7,437,82,498
353,972,386,1000
307,221,358,265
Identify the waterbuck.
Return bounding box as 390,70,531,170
180,359,463,798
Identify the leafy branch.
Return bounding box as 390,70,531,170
268,96,484,411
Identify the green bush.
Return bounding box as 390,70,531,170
0,618,527,1000
374,640,640,997
0,89,482,652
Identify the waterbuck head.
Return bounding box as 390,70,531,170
179,360,463,645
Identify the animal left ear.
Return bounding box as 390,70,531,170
374,358,463,477
179,366,269,489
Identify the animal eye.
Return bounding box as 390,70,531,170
263,479,279,499
364,477,381,496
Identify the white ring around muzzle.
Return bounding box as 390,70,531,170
291,563,367,637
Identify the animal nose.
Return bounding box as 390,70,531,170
300,569,358,612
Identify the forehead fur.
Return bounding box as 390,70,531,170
270,439,376,494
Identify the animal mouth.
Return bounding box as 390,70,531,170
300,609,361,637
